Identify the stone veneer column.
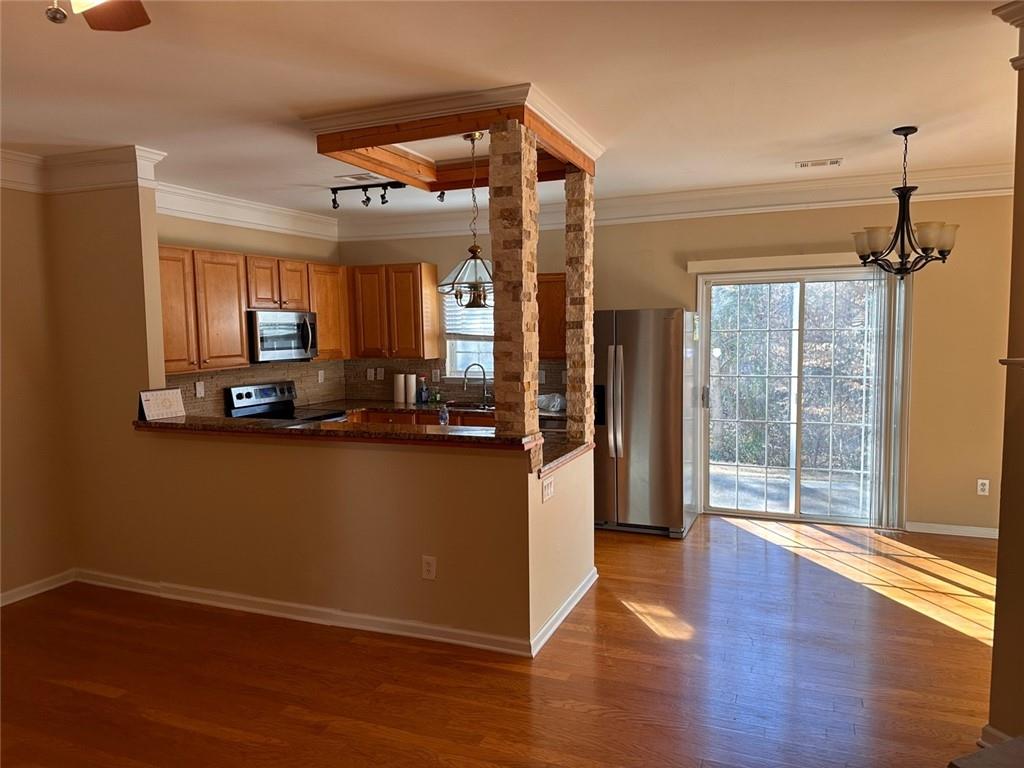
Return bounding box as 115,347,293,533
488,119,541,441
564,169,596,444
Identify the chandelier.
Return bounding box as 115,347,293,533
851,126,958,278
437,132,494,308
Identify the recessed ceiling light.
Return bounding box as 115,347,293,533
795,158,843,169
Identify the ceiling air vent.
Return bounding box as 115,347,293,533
333,172,387,184
795,158,843,169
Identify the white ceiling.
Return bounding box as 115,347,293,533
1,1,1017,235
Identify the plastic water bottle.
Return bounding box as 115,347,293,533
438,403,450,426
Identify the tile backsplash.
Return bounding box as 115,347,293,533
168,360,346,416
343,358,568,403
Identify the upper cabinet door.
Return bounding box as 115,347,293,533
195,250,249,369
350,265,389,357
309,264,349,359
386,263,425,359
158,246,199,373
538,273,567,359
246,254,281,309
279,260,310,311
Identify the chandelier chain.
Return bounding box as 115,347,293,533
902,134,908,188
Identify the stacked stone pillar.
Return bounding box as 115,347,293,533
564,169,596,444
488,119,541,440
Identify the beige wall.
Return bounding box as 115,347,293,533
157,214,338,263
340,196,1012,529
1,188,75,590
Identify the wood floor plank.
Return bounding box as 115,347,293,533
1,517,994,767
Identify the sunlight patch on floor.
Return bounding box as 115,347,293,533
621,600,695,640
723,517,995,645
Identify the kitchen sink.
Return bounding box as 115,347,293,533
445,401,495,412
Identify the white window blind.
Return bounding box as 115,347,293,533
443,294,494,376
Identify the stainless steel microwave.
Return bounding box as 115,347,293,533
248,310,318,363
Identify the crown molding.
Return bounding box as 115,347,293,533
1,146,166,194
994,1,1024,28
155,183,340,241
336,162,1013,241
304,82,605,161
0,150,45,193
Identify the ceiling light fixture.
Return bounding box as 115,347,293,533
380,189,389,205
436,191,446,203
437,132,494,309
327,181,405,210
851,127,958,279
45,0,68,22
362,188,372,207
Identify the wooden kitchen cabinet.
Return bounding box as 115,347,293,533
349,262,440,359
364,411,416,425
308,264,350,360
246,255,310,311
538,273,567,359
350,265,389,357
415,412,440,426
158,246,199,373
455,412,496,427
194,249,249,370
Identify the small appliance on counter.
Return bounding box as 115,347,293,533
224,381,346,423
248,310,317,363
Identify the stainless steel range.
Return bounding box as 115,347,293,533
224,381,347,423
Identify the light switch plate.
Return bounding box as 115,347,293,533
539,370,546,385
432,369,441,383
195,381,205,399
366,368,375,382
542,476,555,503
977,478,990,496
421,555,437,580
376,367,385,381
317,370,325,384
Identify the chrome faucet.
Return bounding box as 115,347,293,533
462,363,491,404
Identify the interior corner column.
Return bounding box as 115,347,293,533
988,1,1024,744
564,168,596,444
489,119,541,441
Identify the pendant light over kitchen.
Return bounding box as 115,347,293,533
437,132,494,308
850,127,958,279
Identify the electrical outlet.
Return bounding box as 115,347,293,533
432,369,441,383
421,555,437,580
539,369,546,385
375,367,385,381
366,368,375,382
542,476,555,503
977,478,990,496
317,369,325,384
195,381,205,399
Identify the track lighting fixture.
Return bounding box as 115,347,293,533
436,191,446,203
326,181,407,210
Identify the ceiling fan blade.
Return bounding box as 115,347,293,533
82,0,150,31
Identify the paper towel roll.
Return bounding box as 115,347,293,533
394,374,406,403
405,374,418,404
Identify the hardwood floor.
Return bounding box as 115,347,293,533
1,516,996,768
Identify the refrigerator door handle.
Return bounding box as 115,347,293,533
606,345,617,458
615,344,625,458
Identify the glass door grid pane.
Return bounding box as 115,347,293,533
705,274,885,524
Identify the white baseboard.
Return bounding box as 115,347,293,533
0,569,77,606
529,567,598,656
905,522,999,539
979,723,1011,747
75,569,534,656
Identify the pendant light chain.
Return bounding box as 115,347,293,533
469,135,479,248
902,134,909,188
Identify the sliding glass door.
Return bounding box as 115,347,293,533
702,269,893,525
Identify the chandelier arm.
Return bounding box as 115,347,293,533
909,254,938,274
874,258,896,275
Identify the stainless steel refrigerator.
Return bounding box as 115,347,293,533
594,309,700,538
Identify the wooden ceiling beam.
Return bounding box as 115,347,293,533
325,146,437,192
428,151,569,193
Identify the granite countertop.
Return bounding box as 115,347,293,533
134,399,585,470
307,398,567,420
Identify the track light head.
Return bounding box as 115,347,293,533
361,187,371,207
436,191,446,203
331,191,339,210
380,189,389,205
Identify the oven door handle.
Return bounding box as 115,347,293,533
303,316,313,355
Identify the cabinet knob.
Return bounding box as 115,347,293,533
282,300,289,305
203,358,210,364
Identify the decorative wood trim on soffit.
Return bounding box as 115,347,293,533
1,146,165,194
305,83,604,186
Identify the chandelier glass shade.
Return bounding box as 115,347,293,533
850,127,958,279
437,131,494,308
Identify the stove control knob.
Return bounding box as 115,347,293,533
235,393,244,400
244,392,253,399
